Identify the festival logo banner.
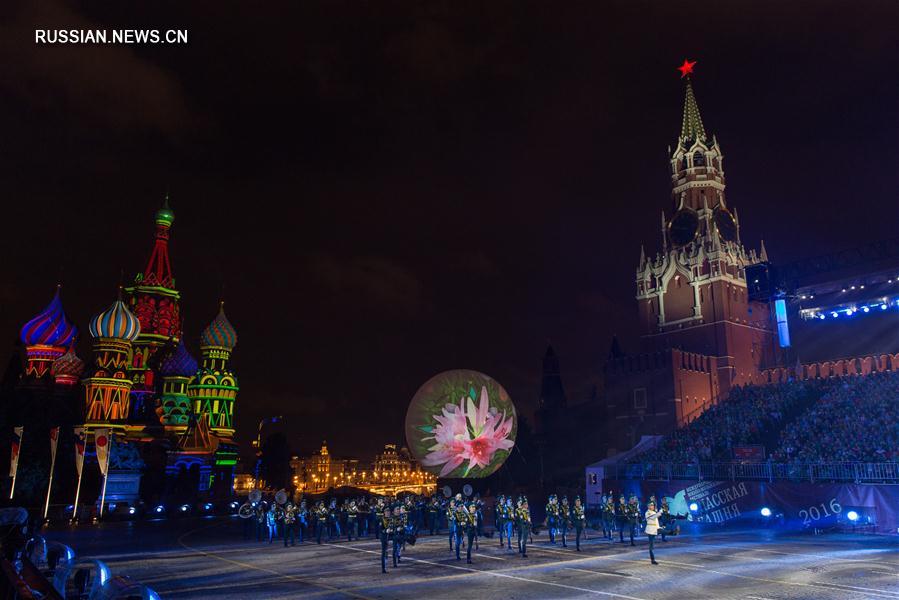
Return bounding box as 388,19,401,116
73,427,86,476
9,426,23,478
94,429,111,476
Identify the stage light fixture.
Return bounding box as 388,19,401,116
128,507,136,515
180,504,190,512
154,505,165,514
844,309,852,316
818,314,825,320
881,304,888,310
831,312,839,318
846,510,859,522
863,306,870,313
760,507,772,517
229,501,239,510
689,502,699,512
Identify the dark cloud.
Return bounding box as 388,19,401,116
0,1,195,141
307,254,424,315
0,0,896,460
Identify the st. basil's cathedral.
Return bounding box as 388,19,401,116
1,199,240,508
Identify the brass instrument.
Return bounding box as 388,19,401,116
283,503,297,525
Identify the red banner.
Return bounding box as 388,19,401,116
733,445,766,460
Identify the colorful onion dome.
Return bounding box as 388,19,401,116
51,346,85,379
89,297,141,341
200,303,237,350
20,287,78,348
159,338,198,378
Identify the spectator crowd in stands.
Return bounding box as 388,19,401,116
772,370,899,463
634,369,899,465
635,379,827,464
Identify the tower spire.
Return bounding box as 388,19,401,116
680,78,707,144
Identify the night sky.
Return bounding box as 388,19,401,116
1,1,897,462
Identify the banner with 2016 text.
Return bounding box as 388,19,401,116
602,478,899,535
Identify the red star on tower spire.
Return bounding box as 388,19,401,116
677,59,697,78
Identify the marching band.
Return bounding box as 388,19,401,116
237,489,686,572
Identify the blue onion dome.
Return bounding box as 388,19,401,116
20,287,78,347
51,346,85,379
159,338,198,377
200,303,237,350
89,297,141,341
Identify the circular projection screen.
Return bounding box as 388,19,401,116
405,370,517,478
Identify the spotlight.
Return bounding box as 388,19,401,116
180,504,190,513
760,507,772,517
851,286,856,290
154,505,165,514
863,306,870,313
128,507,136,515
204,503,213,511
882,304,888,310
689,502,699,512
831,312,839,318
841,289,847,293
229,501,239,510
818,314,826,320
844,309,853,316
847,510,859,522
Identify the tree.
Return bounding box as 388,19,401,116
260,432,291,490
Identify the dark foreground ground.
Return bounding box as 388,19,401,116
46,517,899,599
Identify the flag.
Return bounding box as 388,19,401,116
95,429,111,477
9,427,23,478
73,427,86,477
49,427,60,464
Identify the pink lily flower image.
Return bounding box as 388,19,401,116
420,385,514,477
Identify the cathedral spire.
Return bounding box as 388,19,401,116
680,78,707,144
139,194,175,290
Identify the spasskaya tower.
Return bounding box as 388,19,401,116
604,61,778,451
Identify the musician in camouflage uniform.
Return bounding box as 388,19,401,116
379,506,393,573
572,496,587,551
559,496,571,548
516,497,531,558
546,494,561,544
601,495,615,540
393,504,407,566
626,495,641,546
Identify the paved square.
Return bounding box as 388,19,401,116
48,518,899,599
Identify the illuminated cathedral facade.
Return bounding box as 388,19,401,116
4,199,240,505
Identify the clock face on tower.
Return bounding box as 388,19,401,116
669,208,699,247
714,207,738,242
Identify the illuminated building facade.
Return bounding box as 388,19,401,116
290,441,359,493
289,442,436,496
